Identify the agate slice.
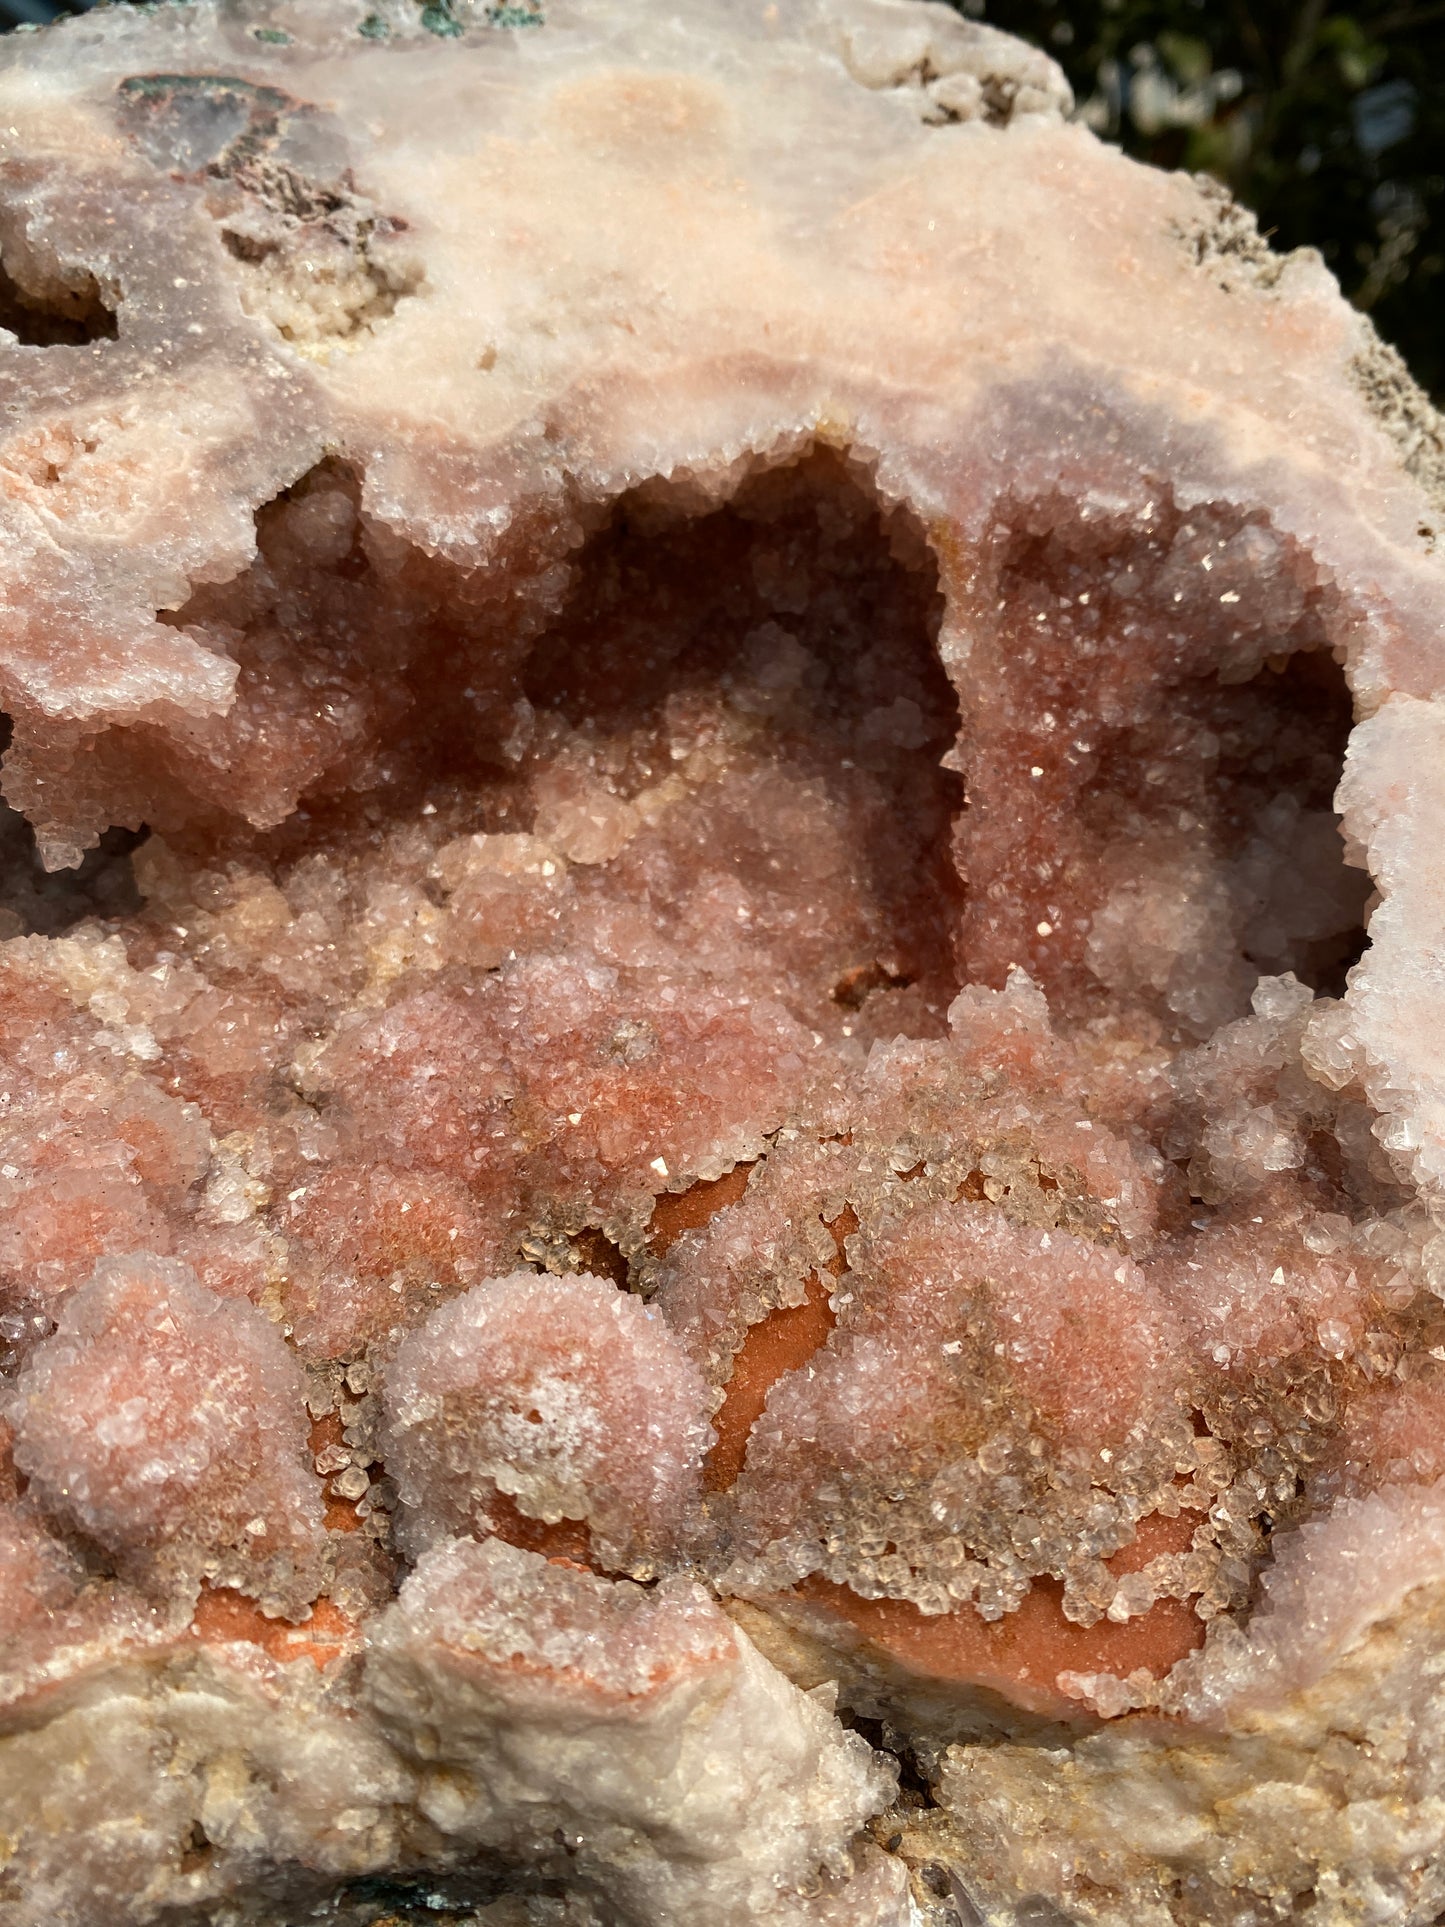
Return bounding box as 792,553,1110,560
1,1,1444,1922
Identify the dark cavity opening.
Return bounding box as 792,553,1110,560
0,720,143,934
1076,641,1370,1006
1208,648,1367,1001
952,495,1369,1038
518,447,967,1042
124,448,965,1059
0,256,117,346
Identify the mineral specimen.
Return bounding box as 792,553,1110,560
0,0,1443,1922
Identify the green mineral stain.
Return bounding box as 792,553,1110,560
253,27,292,42
358,11,389,34
420,1,463,36
117,73,291,111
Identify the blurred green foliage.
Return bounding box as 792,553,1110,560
967,0,1445,396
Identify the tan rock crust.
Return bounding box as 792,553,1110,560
0,2,1444,1923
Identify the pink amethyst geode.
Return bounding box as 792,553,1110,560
2,2,1445,1924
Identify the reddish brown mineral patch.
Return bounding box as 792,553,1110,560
705,1199,853,1491
649,1162,756,1258
781,1508,1205,1723
486,1490,596,1568
706,1272,838,1492
190,1584,358,1672
307,1411,363,1535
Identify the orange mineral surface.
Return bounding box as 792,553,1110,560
778,1506,1206,1724
2,2,1445,1924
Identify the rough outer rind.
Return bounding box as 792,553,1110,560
938,1488,1445,1926
363,1538,903,1927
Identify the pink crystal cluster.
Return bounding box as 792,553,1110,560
0,2,1444,1923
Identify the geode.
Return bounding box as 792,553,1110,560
2,1,1445,1923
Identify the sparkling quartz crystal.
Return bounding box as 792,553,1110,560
0,2,1444,1923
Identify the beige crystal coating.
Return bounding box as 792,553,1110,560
381,1270,713,1569
1,0,1445,1923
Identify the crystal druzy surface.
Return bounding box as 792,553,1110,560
1,2,1445,1923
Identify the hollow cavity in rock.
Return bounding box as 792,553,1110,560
0,446,1394,1652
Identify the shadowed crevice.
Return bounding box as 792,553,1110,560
0,254,116,345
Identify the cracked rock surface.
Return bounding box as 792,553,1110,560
1,1,1445,1923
